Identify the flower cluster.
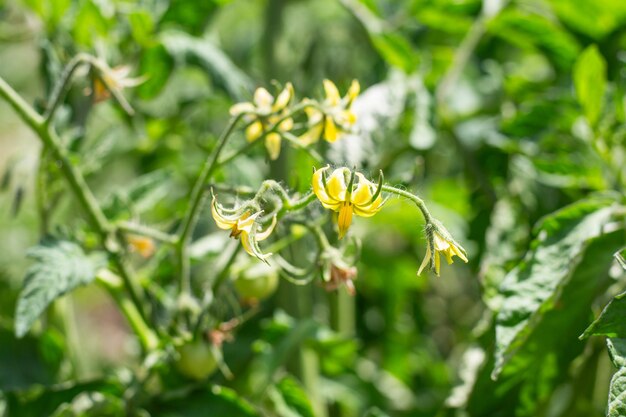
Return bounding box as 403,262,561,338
229,83,294,160
229,80,360,161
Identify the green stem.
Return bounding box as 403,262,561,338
177,115,243,295
43,53,93,123
382,185,433,224
118,221,178,245
97,274,159,352
0,73,148,328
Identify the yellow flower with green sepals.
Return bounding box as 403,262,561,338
229,83,295,160
211,195,276,261
312,166,384,239
300,80,360,145
417,221,468,276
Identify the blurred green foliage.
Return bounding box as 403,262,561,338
0,0,626,416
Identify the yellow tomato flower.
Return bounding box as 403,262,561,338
229,83,294,160
211,196,276,260
417,225,468,276
312,166,384,239
300,79,359,145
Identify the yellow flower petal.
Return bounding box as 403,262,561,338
211,197,236,230
326,169,347,201
346,79,360,104
323,79,341,106
256,215,277,241
240,231,254,256
229,102,255,116
246,121,264,142
417,244,431,276
265,132,282,160
299,123,323,146
324,117,339,142
278,117,294,132
312,167,342,209
254,87,274,110
351,174,374,206
272,82,293,112
337,203,353,239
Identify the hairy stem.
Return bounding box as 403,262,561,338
382,185,433,224
177,115,243,295
0,73,149,334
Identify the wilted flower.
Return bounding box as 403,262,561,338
127,235,156,258
323,262,357,296
312,166,384,239
93,64,145,103
300,79,359,145
417,222,468,276
230,83,294,160
211,195,276,261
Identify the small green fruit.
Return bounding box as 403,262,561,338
234,262,279,301
175,340,218,380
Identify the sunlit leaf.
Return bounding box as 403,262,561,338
14,239,105,338
607,338,626,417
573,45,607,126
493,195,624,377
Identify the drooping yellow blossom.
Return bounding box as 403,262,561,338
211,196,276,260
417,226,468,276
312,166,384,239
230,83,294,160
300,79,359,145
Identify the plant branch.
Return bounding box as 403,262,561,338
382,185,433,224
0,73,148,329
176,115,243,295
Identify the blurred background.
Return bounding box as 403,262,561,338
1,0,626,416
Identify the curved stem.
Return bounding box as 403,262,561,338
43,53,94,123
118,221,178,245
0,73,149,329
382,185,433,224
177,115,243,295
97,274,159,352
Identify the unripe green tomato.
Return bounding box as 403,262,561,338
175,340,218,380
234,262,279,301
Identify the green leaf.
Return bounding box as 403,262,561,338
103,169,173,219
573,45,607,126
160,31,253,101
128,8,155,47
5,378,123,417
488,9,580,70
14,239,104,338
341,0,418,72
0,325,64,391
149,385,259,417
138,44,174,99
370,33,419,73
582,290,626,338
607,339,626,417
548,0,626,40
268,376,315,417
493,195,623,378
